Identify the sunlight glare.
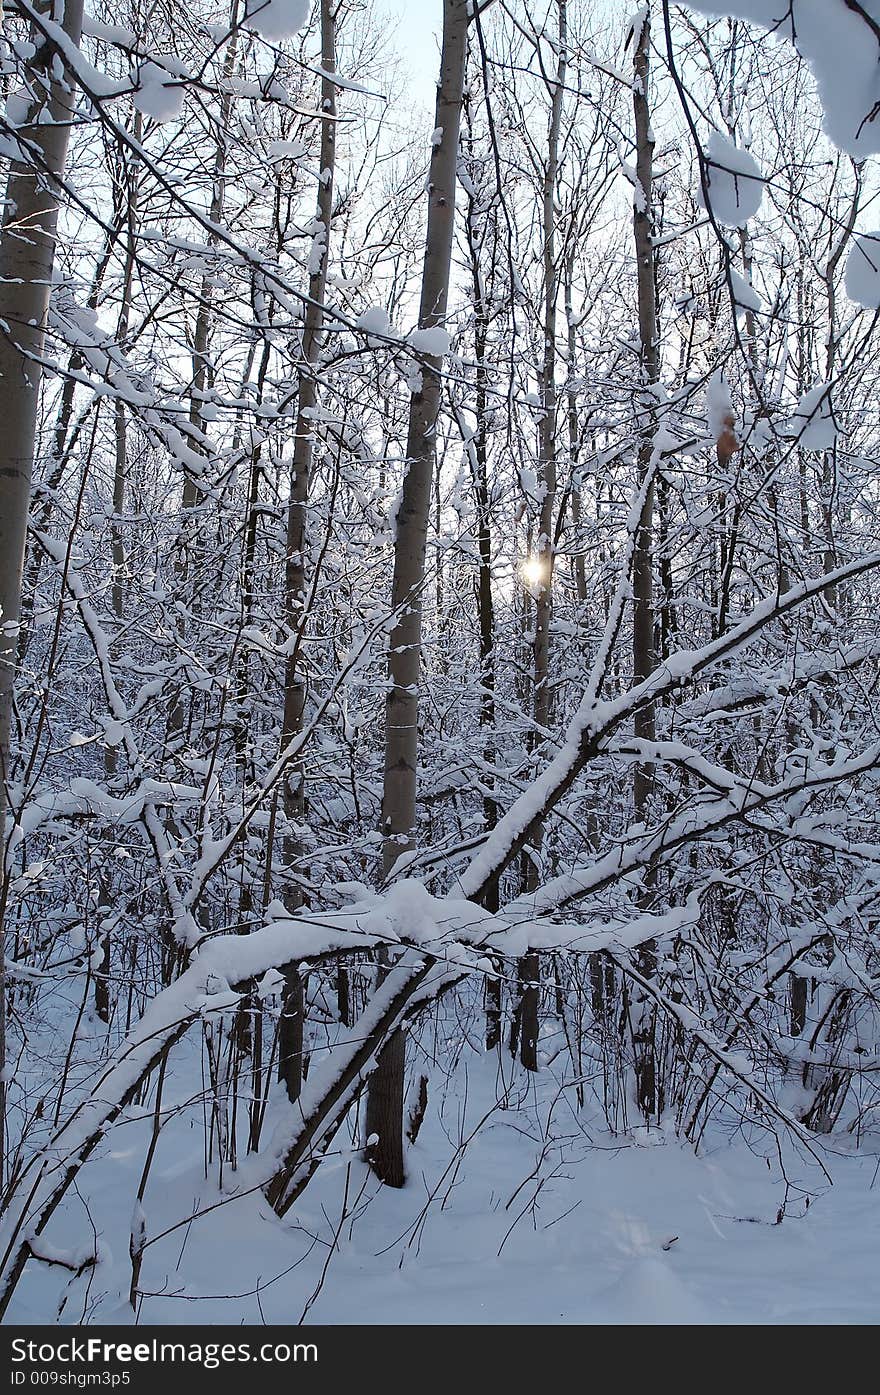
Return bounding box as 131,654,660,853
520,555,548,590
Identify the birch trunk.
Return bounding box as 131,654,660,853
366,0,468,1186
0,0,86,1188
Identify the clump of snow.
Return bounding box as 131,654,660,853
266,138,307,161
244,0,309,41
685,1,880,158
628,3,650,49
518,465,547,504
356,307,393,346
845,232,880,308
406,327,451,357
132,62,184,122
698,131,764,227
257,968,285,999
729,266,761,314
785,382,838,449
307,223,327,277
705,370,732,441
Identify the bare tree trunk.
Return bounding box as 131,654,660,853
629,8,661,1121
565,244,613,1020
461,89,501,1048
277,0,338,1104
565,245,588,610
366,0,468,1186
0,0,85,1191
476,359,501,1046
18,140,136,654
96,120,141,1027
820,167,861,607
518,0,567,1073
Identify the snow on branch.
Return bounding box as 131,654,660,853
684,0,880,157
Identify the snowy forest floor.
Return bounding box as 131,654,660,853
7,1032,880,1326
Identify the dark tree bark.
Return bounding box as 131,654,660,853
278,0,338,1102
629,7,661,1121
516,0,567,1072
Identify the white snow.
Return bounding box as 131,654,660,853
685,1,880,158
629,3,651,51
265,138,307,161
517,465,546,503
786,382,838,449
132,62,185,123
243,0,310,42
729,266,762,314
406,327,452,357
356,306,392,341
8,0,880,1336
705,369,733,441
845,232,880,308
698,131,764,227
10,1049,880,1326
82,17,138,47
307,223,327,277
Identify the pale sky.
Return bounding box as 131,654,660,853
382,0,444,117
